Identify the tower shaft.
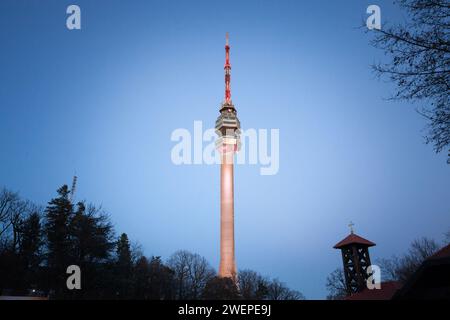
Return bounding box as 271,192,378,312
219,151,236,278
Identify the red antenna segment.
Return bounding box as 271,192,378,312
224,33,231,102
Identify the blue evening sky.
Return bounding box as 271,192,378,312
0,1,448,299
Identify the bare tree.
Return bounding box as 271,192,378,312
283,289,305,300
167,250,215,299
266,278,305,300
266,279,285,300
0,188,20,238
167,250,191,299
444,229,450,244
130,240,144,265
325,268,347,300
0,188,32,252
9,200,29,252
377,257,400,281
238,269,269,300
188,253,215,299
377,236,440,283
367,0,450,157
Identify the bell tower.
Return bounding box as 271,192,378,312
333,223,376,296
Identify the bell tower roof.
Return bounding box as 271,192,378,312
333,233,376,249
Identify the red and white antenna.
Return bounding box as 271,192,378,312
224,32,231,103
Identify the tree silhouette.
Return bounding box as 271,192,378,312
18,210,43,292
44,185,73,298
368,0,450,157
267,278,305,300
147,256,175,299
69,202,115,298
202,277,240,300
168,250,215,299
132,256,175,299
115,233,133,298
325,268,347,300
238,269,269,300
378,236,440,283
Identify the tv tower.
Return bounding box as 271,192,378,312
215,33,241,280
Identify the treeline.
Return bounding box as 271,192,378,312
0,185,304,300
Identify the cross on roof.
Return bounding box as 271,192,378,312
348,221,355,234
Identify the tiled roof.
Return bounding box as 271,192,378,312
345,281,402,300
333,233,376,249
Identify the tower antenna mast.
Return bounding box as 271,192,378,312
224,32,231,103
70,174,78,203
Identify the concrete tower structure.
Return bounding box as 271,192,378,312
215,33,240,280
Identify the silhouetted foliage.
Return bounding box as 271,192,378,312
132,256,151,299
367,0,450,156
0,185,303,300
0,188,45,295
267,278,305,300
203,277,240,300
115,233,133,298
325,268,347,300
69,202,115,298
378,236,440,283
445,230,450,244
0,188,22,243
147,256,175,299
168,250,215,299
18,210,43,292
44,185,73,298
238,269,269,299
132,256,175,299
